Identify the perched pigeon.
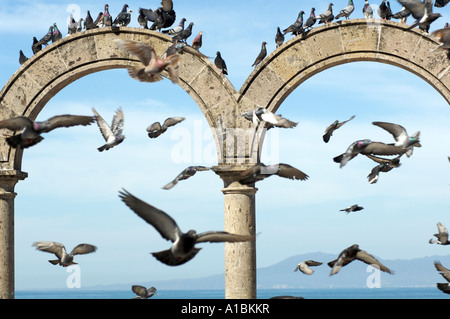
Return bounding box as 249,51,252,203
365,154,401,184
238,163,309,185
19,50,28,65
429,222,449,245
32,241,97,267
115,39,180,84
435,0,450,7
93,11,104,28
36,26,54,47
391,6,411,23
317,3,334,24
275,27,285,48
102,4,113,27
340,204,364,214
191,31,203,51
92,107,125,152
251,41,267,67
372,121,421,157
118,189,253,266
333,139,406,168
0,114,95,149
363,0,374,18
84,10,95,30
162,18,186,35
378,0,390,19
294,260,323,275
328,244,393,276
147,117,185,138
322,115,355,143
283,11,305,35
52,23,62,42
335,0,355,19
32,37,42,54
172,22,194,43
434,261,450,294
113,4,132,27
162,166,211,190
132,285,157,299
304,8,317,31
137,8,149,29
68,14,78,34
214,51,228,75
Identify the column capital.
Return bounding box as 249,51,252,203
212,165,258,191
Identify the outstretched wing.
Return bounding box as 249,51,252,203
355,250,393,274
70,243,97,256
92,108,113,141
42,115,95,133
196,231,253,244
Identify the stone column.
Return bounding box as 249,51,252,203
216,167,257,299
0,170,27,299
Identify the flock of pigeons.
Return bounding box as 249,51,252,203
9,0,450,298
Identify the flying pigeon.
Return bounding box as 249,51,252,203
407,6,441,32
434,261,450,294
238,163,309,185
113,4,132,27
333,139,406,168
372,121,421,157
162,18,186,35
251,41,267,67
283,11,305,35
429,222,449,245
0,114,95,149
335,0,355,19
275,27,285,48
431,27,450,53
162,166,211,190
32,241,97,267
322,115,355,143
132,285,157,299
398,0,433,20
32,37,42,54
365,154,401,184
214,51,228,75
102,4,113,27
19,50,28,65
363,0,374,18
118,189,253,266
239,107,297,129
191,31,203,51
294,260,323,275
115,39,180,84
171,22,194,43
147,117,185,138
92,107,125,152
435,0,450,7
84,10,95,30
328,244,393,276
340,204,364,214
304,8,317,31
391,6,411,23
317,3,334,24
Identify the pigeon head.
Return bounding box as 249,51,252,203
357,139,371,148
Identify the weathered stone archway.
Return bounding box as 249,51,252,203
0,19,449,299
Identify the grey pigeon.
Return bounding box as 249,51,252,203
239,107,297,128
36,25,54,47
406,5,441,32
391,6,411,23
172,22,194,43
68,14,78,34
137,8,149,29
162,18,186,35
340,204,364,214
294,260,323,275
365,154,402,184
19,50,28,65
147,117,185,138
238,163,309,185
132,285,157,299
275,27,285,48
328,244,393,276
283,11,305,35
84,10,95,30
322,115,355,143
93,11,104,28
52,23,62,42
162,166,211,190
214,51,228,75
92,107,125,152
333,139,406,168
317,3,334,24
115,39,180,84
363,0,374,18
434,261,450,294
102,4,113,27
378,0,389,19
429,222,449,245
335,0,355,19
372,121,421,157
32,37,42,54
0,114,95,149
118,189,253,266
251,41,267,67
32,241,97,267
435,0,450,7
113,4,132,27
398,0,433,20
304,8,317,31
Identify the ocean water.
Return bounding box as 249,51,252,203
14,287,450,299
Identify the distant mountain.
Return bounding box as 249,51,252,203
88,252,450,290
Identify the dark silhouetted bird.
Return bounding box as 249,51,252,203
238,163,309,185
0,114,95,149
162,166,211,190
322,115,355,143
275,27,285,48
429,222,449,245
304,8,317,31
340,204,364,214
132,285,157,299
19,50,28,65
84,10,95,30
32,241,97,267
147,117,185,138
328,244,393,275
435,0,450,7
116,39,180,84
92,107,125,152
372,121,421,157
137,8,148,29
378,0,389,19
251,41,267,67
294,260,323,275
434,261,450,294
119,189,253,266
365,154,401,184
32,37,42,54
214,51,228,75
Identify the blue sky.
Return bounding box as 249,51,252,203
1,0,450,291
